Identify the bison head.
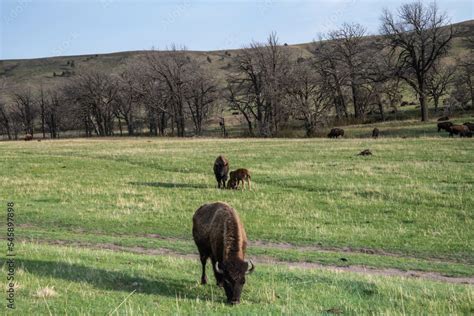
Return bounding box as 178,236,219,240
215,259,254,304
227,178,238,190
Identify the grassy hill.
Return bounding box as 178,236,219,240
1,20,473,101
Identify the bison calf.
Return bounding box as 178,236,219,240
213,156,229,189
328,128,344,138
437,121,453,133
227,169,251,190
193,202,254,305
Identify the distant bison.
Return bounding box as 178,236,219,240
24,134,33,141
213,156,229,189
358,149,372,156
449,125,472,138
437,121,453,133
463,122,474,131
437,116,449,121
372,128,379,139
227,169,251,190
192,202,254,305
328,128,344,138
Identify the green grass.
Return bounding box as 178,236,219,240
1,242,473,315
1,135,473,313
2,137,473,259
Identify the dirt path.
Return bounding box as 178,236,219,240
23,238,474,285
19,224,469,264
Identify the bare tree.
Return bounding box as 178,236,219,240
64,71,119,136
327,23,369,119
185,62,217,135
46,89,65,138
143,47,190,137
227,32,290,136
285,59,332,136
115,65,145,136
452,35,474,107
0,103,12,140
381,1,454,121
312,37,348,120
11,89,37,135
426,62,456,112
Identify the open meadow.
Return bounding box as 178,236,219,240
1,133,473,314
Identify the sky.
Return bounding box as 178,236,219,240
1,0,473,60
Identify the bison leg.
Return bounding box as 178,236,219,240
200,254,208,285
247,178,251,190
211,258,224,287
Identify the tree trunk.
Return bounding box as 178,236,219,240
40,103,46,139
419,94,428,122
434,96,440,113
377,97,385,121
118,117,123,136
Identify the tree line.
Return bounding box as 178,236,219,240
1,1,473,139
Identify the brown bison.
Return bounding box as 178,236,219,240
328,128,344,138
437,116,449,121
24,134,33,141
227,169,251,190
437,121,453,132
449,125,472,138
358,149,372,156
463,122,474,131
372,128,379,139
213,156,229,189
192,202,254,305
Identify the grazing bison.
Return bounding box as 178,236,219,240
192,202,254,305
437,121,453,133
358,149,372,156
463,122,474,131
437,116,449,121
213,156,229,189
328,128,344,138
449,125,472,138
227,169,251,190
372,128,379,139
24,134,33,141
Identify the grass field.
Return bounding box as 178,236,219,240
1,135,473,314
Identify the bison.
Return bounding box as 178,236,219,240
213,156,229,189
192,202,254,305
227,169,251,190
372,128,379,139
437,121,453,133
437,116,449,121
463,122,474,132
24,134,33,141
358,149,372,156
328,128,344,138
449,125,472,138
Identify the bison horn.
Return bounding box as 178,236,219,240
246,260,255,274
215,261,224,274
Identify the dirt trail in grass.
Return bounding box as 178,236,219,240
28,239,474,285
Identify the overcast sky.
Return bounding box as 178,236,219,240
1,0,472,60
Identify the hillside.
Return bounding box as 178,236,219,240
1,20,473,101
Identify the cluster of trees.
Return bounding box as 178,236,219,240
0,48,219,139
1,1,473,139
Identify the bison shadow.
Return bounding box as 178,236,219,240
129,182,209,189
16,258,212,299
